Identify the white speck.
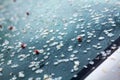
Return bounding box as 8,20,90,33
28,77,34,80
83,50,87,53
43,74,52,80
10,75,17,80
73,13,78,17
11,64,19,68
73,74,77,77
49,42,58,46
61,54,65,58
18,71,25,78
39,49,44,53
74,61,80,66
98,36,105,40
44,55,49,59
2,40,9,46
0,68,3,72
43,45,48,48
107,33,114,37
56,42,64,50
36,77,41,80
70,54,75,57
7,60,12,65
73,50,78,54
89,61,94,65
35,69,43,74
73,60,80,71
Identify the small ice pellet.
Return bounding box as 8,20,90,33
18,71,25,77
98,37,105,40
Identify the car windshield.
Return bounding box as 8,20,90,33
0,0,120,80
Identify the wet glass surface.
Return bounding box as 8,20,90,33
0,0,120,80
